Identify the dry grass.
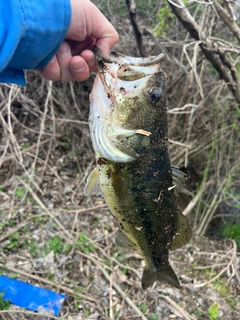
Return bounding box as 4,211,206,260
1,1,240,319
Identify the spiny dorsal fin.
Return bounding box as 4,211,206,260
170,210,192,251
114,229,137,250
172,165,187,193
84,167,101,196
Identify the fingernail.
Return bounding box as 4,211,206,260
71,63,85,72
58,43,69,56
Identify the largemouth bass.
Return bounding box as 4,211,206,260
85,47,192,290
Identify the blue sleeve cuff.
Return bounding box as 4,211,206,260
0,0,71,85
10,0,71,70
0,68,26,86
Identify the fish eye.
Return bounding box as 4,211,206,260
149,87,163,102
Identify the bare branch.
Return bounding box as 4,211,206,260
211,0,240,44
167,0,240,104
125,0,146,56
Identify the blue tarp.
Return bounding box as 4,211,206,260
0,276,66,316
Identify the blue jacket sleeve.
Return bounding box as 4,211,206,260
0,0,71,85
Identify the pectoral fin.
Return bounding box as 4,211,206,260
170,210,192,251
114,229,136,250
84,167,101,196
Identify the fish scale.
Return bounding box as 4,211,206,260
85,47,192,290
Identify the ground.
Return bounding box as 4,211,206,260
0,70,239,320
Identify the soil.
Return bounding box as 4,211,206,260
0,72,239,320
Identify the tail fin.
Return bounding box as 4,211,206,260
142,264,180,290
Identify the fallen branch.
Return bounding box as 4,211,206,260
96,263,148,320
0,262,97,303
159,294,197,320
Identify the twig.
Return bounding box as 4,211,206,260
0,309,61,319
167,0,240,104
159,294,197,320
96,263,148,320
211,0,240,44
77,247,147,320
193,243,237,288
0,262,97,302
20,179,74,239
0,213,48,243
169,139,191,149
0,138,53,166
76,250,112,272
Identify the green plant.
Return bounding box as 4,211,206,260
76,233,96,254
47,235,64,254
221,222,240,250
194,310,203,317
7,232,19,249
0,292,11,310
208,303,220,320
139,302,148,314
15,187,27,198
20,142,30,150
23,239,39,256
60,136,70,149
154,1,175,37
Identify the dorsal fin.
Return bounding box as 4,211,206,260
84,167,101,196
172,165,187,193
170,210,192,251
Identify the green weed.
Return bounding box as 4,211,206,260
47,235,64,254
208,303,220,320
139,302,148,314
0,292,11,310
220,222,240,250
76,233,96,254
20,142,30,150
7,232,19,249
60,136,70,149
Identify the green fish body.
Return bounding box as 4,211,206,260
85,48,192,289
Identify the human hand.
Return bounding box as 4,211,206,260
38,0,118,81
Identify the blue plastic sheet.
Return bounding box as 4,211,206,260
0,276,66,316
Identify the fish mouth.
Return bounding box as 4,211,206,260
93,46,165,94
93,46,165,67
89,47,167,163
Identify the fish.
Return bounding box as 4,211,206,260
84,47,192,290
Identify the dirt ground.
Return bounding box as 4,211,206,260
0,70,239,320
1,5,240,318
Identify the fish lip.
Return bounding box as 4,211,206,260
93,46,165,67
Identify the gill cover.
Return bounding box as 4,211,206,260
89,47,165,163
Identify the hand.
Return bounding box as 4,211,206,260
38,0,118,81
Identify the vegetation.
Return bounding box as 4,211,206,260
0,292,11,311
0,0,239,319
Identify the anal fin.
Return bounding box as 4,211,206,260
170,210,192,251
114,229,136,250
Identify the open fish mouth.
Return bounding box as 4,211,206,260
93,46,165,67
86,48,192,290
89,47,167,163
93,46,165,83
